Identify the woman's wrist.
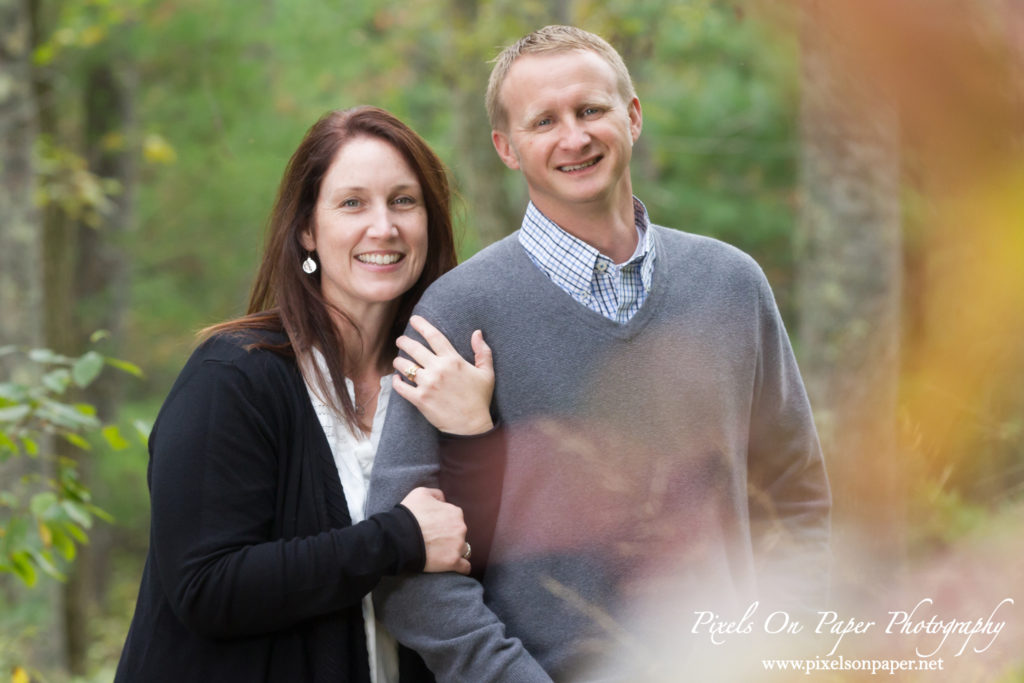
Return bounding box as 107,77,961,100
442,417,501,438
441,414,495,438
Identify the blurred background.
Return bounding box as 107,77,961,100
1,0,1021,680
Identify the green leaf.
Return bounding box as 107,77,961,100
57,462,91,501
101,425,130,450
42,368,72,394
10,552,37,586
72,351,105,387
89,329,111,343
50,526,77,561
63,432,92,451
29,549,65,581
33,41,57,67
0,405,31,423
74,403,98,417
0,431,19,454
37,399,99,430
20,437,38,455
0,491,18,507
105,357,144,378
30,492,59,518
63,521,89,544
28,348,70,365
62,500,93,529
0,381,28,401
88,503,113,523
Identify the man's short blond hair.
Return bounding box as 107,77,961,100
485,25,637,132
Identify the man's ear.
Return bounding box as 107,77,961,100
492,130,520,170
628,96,643,144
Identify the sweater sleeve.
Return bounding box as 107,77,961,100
747,274,832,611
148,351,425,639
367,314,552,683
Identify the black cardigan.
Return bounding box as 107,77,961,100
115,331,459,682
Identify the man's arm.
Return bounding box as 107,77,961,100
747,274,832,611
367,312,551,682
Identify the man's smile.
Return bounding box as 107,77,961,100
557,156,602,173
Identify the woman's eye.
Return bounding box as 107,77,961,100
392,196,416,206
342,198,360,208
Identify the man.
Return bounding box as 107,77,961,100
368,25,830,682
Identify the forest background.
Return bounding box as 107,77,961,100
2,0,1023,681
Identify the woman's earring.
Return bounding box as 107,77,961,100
302,253,317,274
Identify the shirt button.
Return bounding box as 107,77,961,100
595,262,608,272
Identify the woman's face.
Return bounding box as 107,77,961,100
302,136,429,319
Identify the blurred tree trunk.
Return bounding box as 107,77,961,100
61,61,135,675
548,0,570,24
0,0,43,352
1,0,67,671
441,0,602,248
28,0,136,672
796,2,903,577
28,0,76,358
446,0,522,248
29,0,80,673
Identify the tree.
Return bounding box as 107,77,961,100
1,0,43,353
0,0,58,673
4,0,142,674
795,0,904,577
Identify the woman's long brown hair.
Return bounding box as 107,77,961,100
203,106,457,431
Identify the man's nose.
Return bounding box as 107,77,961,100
559,119,591,150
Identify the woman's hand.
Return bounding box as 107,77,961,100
400,487,470,574
392,315,495,436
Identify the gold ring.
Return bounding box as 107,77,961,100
403,365,418,381
462,542,472,560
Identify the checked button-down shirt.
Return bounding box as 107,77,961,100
518,197,656,324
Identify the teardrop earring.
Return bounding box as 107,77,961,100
302,253,317,274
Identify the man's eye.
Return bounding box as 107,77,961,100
536,118,552,127
583,107,601,117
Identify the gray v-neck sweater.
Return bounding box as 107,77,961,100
368,225,830,682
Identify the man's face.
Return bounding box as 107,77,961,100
491,49,642,221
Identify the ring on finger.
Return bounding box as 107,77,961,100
403,365,419,382
462,542,472,560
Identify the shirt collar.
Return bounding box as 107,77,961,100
519,197,656,296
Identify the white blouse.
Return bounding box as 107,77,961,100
304,350,398,683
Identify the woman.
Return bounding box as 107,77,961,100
116,107,495,682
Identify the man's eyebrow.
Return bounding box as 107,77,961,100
520,107,552,124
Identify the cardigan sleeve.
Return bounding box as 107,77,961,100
438,424,506,578
148,349,425,639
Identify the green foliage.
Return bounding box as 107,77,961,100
16,0,1022,678
32,0,150,67
34,137,124,230
0,344,143,587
